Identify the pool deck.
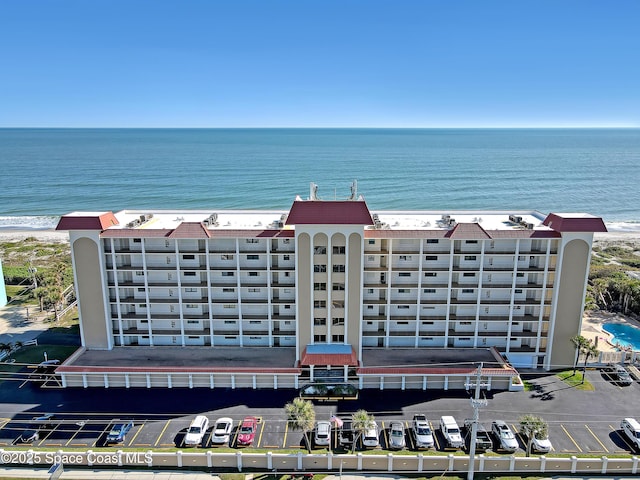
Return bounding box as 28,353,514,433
582,310,640,352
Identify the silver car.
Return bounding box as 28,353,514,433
492,420,518,452
412,414,434,449
388,421,406,450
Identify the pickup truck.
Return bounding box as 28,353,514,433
439,416,463,449
463,419,493,451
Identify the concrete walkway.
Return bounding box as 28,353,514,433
0,304,50,346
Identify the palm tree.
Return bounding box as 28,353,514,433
519,414,548,457
284,397,316,453
570,335,599,383
351,409,375,453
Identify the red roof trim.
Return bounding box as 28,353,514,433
543,213,608,233
56,212,119,231
168,222,212,239
299,347,359,366
446,223,492,239
56,365,301,374
286,201,374,225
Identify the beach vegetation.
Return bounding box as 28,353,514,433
284,397,316,453
588,244,640,316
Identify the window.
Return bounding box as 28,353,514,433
314,300,326,308
224,336,237,339
368,239,375,245
333,283,345,291
516,272,525,277
248,272,259,277
223,288,235,293
314,246,327,254
398,288,410,293
186,304,198,309
223,304,236,309
133,238,141,243
284,304,291,309
399,272,411,277
332,300,344,308
246,239,259,244
184,271,196,276
367,288,374,294
283,238,290,244
140,319,148,323
426,239,439,244
284,272,290,277
460,321,472,325
464,255,477,261
397,321,409,325
462,288,475,294
183,254,195,260
222,271,234,277
398,305,410,309
284,288,292,293
515,289,523,294
425,255,437,261
518,255,526,261
137,287,145,292
138,304,146,308
314,265,327,272
185,287,197,292
399,255,412,261
249,336,262,340
332,317,344,326
314,335,327,342
136,271,144,276
465,240,478,244
165,240,170,247
314,282,327,291
367,255,375,261
424,272,436,277
283,255,290,260
222,254,234,260
423,288,436,293
367,305,374,310
314,318,326,326
333,264,345,272
333,246,345,254
249,320,262,324
332,335,344,342
247,254,259,260
422,321,434,325
248,288,261,292
463,272,476,277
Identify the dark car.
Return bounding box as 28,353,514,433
106,421,133,444
18,414,55,444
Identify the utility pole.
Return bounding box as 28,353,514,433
467,362,488,480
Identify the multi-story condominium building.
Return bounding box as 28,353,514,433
55,184,606,390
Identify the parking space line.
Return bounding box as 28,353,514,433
430,421,441,450
64,420,88,447
154,420,171,448
560,424,582,452
585,424,609,452
92,423,112,447
256,419,265,447
282,421,288,448
405,421,414,450
39,423,60,443
231,420,240,446
125,422,144,447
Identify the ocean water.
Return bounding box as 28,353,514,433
0,128,639,231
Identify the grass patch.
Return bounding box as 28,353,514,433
0,344,79,373
522,380,536,391
556,370,595,390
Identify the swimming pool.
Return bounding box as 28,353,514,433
602,323,640,350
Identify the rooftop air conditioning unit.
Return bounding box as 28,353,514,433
526,223,535,230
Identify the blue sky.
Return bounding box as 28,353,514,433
1,0,639,127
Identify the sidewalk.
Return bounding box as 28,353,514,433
0,467,221,479
0,304,49,346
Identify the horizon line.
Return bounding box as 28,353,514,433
1,125,639,130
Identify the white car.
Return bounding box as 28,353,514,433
210,417,234,445
412,414,434,449
362,421,380,448
314,421,331,447
531,434,552,453
492,421,518,452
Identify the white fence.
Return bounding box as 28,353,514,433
2,449,639,475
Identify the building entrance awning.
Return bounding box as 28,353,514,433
300,344,358,367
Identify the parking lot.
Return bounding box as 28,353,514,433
0,367,639,456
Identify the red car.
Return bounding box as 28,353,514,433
237,416,258,446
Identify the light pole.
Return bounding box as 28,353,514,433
466,362,488,480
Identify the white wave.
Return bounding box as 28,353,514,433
0,215,60,230
605,221,640,233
